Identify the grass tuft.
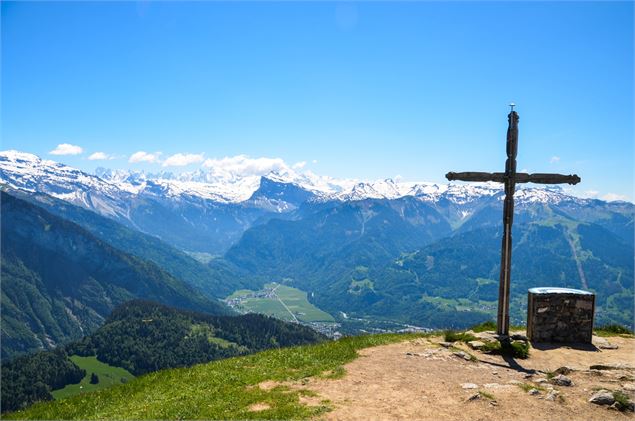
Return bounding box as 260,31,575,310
444,330,477,343
478,390,496,401
612,391,633,411
516,382,546,393
480,340,529,359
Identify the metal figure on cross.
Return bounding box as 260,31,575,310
445,104,581,337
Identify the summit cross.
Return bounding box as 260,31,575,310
445,105,581,336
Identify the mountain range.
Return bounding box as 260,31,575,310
1,149,633,357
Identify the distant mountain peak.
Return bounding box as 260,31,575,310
0,149,618,209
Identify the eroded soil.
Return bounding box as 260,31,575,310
283,334,635,420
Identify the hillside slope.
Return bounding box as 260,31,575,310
2,300,325,413
0,192,229,359
10,331,635,420
226,207,634,328
8,188,252,297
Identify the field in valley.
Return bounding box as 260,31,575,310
226,283,335,323
51,356,135,400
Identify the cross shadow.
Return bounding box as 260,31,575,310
530,341,599,352
476,356,537,374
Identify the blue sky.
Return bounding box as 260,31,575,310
2,1,633,201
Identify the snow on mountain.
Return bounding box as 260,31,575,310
0,150,594,208
0,151,131,217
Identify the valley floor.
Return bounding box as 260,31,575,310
273,334,635,420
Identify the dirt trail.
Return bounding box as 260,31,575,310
288,334,635,420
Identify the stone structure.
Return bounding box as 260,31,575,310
527,287,595,343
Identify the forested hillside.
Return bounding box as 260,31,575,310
1,300,325,413
0,192,229,359
9,188,253,298
226,200,634,329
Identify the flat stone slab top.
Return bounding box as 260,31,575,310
528,287,593,295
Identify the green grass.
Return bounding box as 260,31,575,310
11,333,424,420
478,390,496,401
51,356,135,401
479,340,529,359
470,321,497,333
594,324,634,337
444,330,477,343
516,382,545,393
612,391,633,411
228,283,335,323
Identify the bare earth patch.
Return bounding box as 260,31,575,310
248,402,271,412
258,380,279,390
291,334,635,420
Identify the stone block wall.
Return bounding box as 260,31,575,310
527,287,595,343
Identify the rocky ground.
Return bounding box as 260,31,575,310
270,332,635,420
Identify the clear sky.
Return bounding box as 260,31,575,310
2,1,633,201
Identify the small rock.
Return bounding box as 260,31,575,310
492,371,499,375
550,374,573,387
523,373,534,379
466,393,481,402
461,383,478,389
536,378,549,384
439,341,452,348
554,366,575,375
453,351,473,361
468,340,486,350
474,331,499,342
406,352,414,356
529,388,540,395
511,333,528,341
589,390,615,406
599,343,619,350
608,402,620,411
489,400,498,406
545,390,559,401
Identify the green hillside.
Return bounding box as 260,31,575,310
1,300,326,413
11,189,253,298
0,191,229,359
226,208,634,329
51,356,134,400
9,333,422,420
67,300,326,376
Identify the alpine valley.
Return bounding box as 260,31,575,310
1,149,633,362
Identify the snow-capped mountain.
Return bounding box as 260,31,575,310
0,150,630,254
0,151,133,219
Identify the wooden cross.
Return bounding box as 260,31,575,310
445,105,581,336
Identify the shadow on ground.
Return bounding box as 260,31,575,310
530,341,599,352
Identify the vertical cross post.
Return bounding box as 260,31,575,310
498,110,519,336
445,105,580,338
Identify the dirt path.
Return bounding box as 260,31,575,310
286,334,635,420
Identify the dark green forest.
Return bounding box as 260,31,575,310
1,300,325,413
1,348,85,413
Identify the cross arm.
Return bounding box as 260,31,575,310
446,171,581,185
445,172,505,183
515,173,581,185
